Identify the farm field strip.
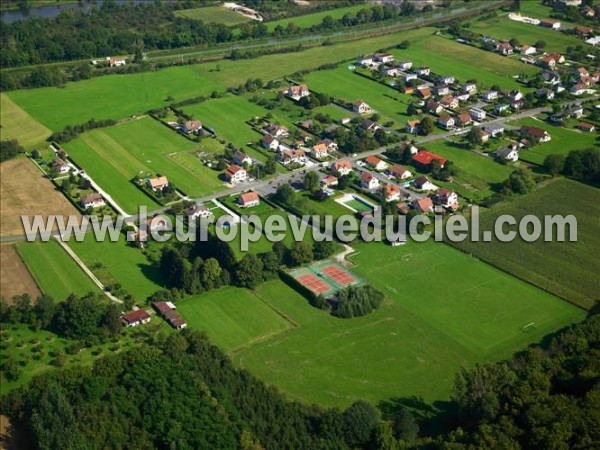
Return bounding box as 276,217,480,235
264,5,368,32
0,93,51,148
0,244,41,301
174,6,250,25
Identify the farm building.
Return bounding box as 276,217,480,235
412,151,447,170
121,309,151,327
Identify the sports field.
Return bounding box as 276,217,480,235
175,6,250,25
231,240,583,407
507,117,598,165
0,93,51,148
450,178,600,310
264,5,367,32
64,117,225,212
70,235,165,302
290,260,364,297
177,287,295,352
0,158,80,237
16,240,99,301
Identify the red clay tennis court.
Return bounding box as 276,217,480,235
297,273,331,294
321,265,356,286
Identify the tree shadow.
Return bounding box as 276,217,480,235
378,396,458,437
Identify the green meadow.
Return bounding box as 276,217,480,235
0,93,51,149
64,117,225,212
509,117,598,165
174,6,250,25
230,241,583,407
264,5,367,32
16,240,99,301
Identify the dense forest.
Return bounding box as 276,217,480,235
2,311,598,448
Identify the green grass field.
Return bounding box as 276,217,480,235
508,117,598,165
175,6,250,25
177,287,294,352
70,235,165,302
0,93,51,148
16,240,99,301
390,36,538,90
64,117,225,212
230,240,583,407
6,28,436,132
264,5,367,32
450,178,600,310
425,140,514,200
469,13,582,53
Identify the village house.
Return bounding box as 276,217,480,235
361,171,380,190
427,100,443,115
121,309,151,327
107,56,126,67
404,73,418,83
186,204,212,219
570,83,588,95
412,176,437,191
521,126,552,143
353,99,373,115
520,44,537,55
540,19,561,29
540,55,558,70
265,122,289,137
463,82,477,94
322,139,338,151
359,55,375,67
493,145,519,162
238,191,260,208
261,134,280,151
365,155,388,171
479,130,491,143
412,151,447,171
455,92,470,102
541,70,560,84
398,61,413,70
438,114,455,130
509,90,523,102
511,99,524,110
484,123,505,137
359,120,381,133
147,176,169,191
405,119,420,134
434,85,450,96
494,103,511,115
576,67,590,78
496,41,514,55
438,75,455,85
418,88,432,99
578,122,596,132
386,67,400,77
415,67,431,76
387,164,412,180
278,148,306,165
282,84,310,101
333,160,353,176
436,188,459,210
80,193,105,209
536,88,555,100
481,90,498,102
440,96,459,110
411,197,434,213
469,107,487,121
576,26,594,36
559,0,581,6
311,143,329,159
375,53,394,63
225,165,247,184
455,112,472,127
183,120,202,135
384,184,402,202
233,150,252,166
567,105,585,119
340,117,352,125
581,5,595,17
321,175,338,187
52,158,70,174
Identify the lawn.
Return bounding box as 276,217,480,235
231,240,583,407
0,93,51,149
16,240,99,301
177,287,294,352
6,28,435,132
449,178,600,310
174,6,250,25
264,4,367,32
469,13,583,54
64,117,226,212
390,35,538,90
424,140,514,200
70,235,166,302
508,117,598,165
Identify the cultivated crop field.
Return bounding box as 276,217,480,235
0,93,51,148
508,117,598,165
0,158,80,237
0,244,41,301
450,178,600,310
175,6,250,25
229,241,583,407
65,117,226,212
16,240,99,301
177,287,294,352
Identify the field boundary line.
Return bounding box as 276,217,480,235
252,288,300,329
14,244,45,297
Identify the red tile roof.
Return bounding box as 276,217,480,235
412,151,447,167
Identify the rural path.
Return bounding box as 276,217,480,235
54,236,123,304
